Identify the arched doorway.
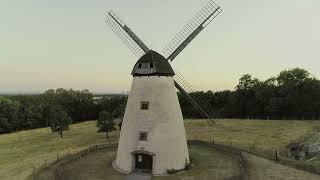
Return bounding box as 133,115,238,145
134,153,153,171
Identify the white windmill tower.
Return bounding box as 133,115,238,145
106,0,222,175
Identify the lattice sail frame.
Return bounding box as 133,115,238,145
106,11,148,58
174,71,217,124
162,0,222,61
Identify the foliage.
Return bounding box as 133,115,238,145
179,68,320,120
0,67,319,135
0,89,126,134
96,111,116,138
49,109,72,138
0,97,20,134
184,158,192,170
166,159,192,174
166,168,180,174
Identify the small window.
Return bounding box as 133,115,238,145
138,64,142,69
139,132,148,141
138,155,143,162
140,101,149,110
150,63,154,68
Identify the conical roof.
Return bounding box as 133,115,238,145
131,50,175,76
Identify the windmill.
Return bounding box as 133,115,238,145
106,0,222,175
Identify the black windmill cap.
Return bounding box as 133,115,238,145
131,50,175,76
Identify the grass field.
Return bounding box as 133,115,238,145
153,144,241,180
0,121,119,180
33,148,123,180
185,119,320,176
185,119,320,151
1,119,320,179
243,152,320,180
36,144,241,180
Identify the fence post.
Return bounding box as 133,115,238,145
32,167,35,180
57,153,59,161
44,160,47,168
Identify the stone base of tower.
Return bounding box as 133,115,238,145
115,76,190,175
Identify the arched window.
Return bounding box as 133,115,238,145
150,63,154,68
138,64,142,69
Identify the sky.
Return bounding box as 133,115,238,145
0,0,319,94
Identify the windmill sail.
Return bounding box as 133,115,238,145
163,0,222,61
174,80,215,125
106,11,150,58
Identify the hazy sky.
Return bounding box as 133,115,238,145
1,0,319,93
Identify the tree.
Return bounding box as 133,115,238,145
0,97,20,134
97,111,116,138
49,109,72,138
277,68,310,87
236,74,259,91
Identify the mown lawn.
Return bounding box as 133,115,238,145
1,119,320,180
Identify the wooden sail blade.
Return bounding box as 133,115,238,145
174,80,216,125
163,1,222,61
106,11,150,58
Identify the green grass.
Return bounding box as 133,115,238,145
244,152,320,180
153,144,241,180
185,119,320,175
185,119,320,151
0,121,119,180
1,119,320,179
304,133,320,144
36,144,241,180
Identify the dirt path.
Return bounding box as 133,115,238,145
124,173,151,180
243,153,320,180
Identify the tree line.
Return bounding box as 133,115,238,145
179,68,320,120
0,89,126,135
0,68,319,135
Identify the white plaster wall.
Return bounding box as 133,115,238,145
115,76,189,175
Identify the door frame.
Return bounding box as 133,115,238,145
131,150,155,172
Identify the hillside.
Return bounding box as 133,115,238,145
0,121,119,180
1,119,320,179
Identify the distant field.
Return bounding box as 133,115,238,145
1,119,320,180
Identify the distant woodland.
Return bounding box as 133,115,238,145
1,68,320,134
